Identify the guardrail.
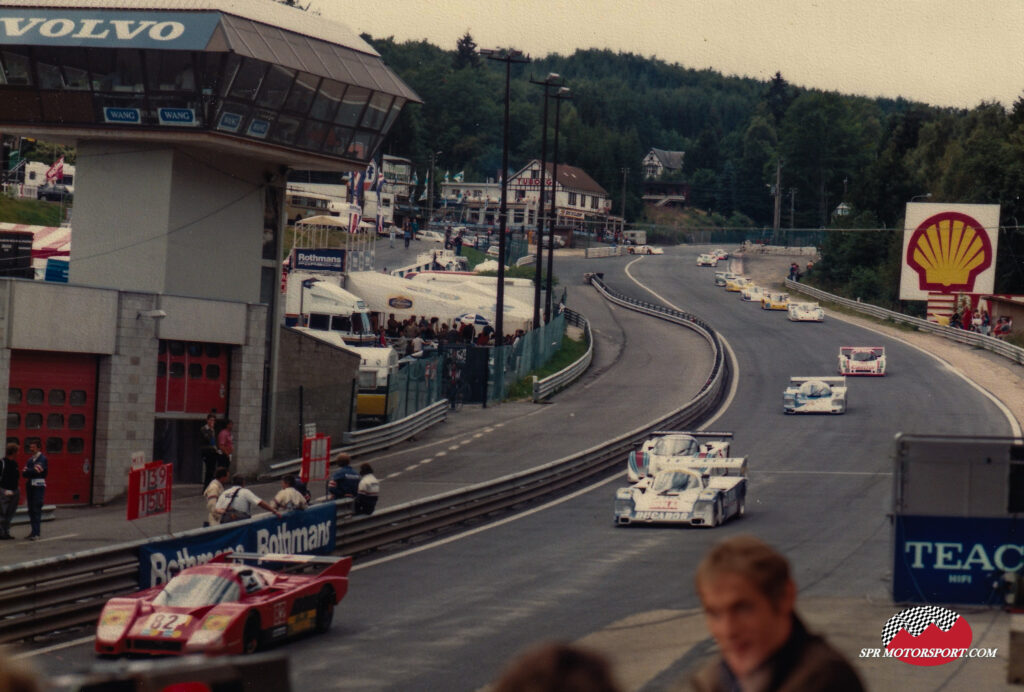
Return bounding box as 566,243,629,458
0,279,730,645
785,279,1024,366
533,308,593,402
584,246,628,259
266,399,449,477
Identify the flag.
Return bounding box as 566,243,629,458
363,160,376,193
443,170,450,183
453,170,464,182
411,171,419,187
351,171,363,203
45,155,64,183
375,159,384,235
348,209,361,234
419,171,430,201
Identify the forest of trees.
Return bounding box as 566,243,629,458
369,32,1024,302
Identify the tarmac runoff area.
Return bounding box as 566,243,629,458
6,244,1024,690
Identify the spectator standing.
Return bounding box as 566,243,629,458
199,414,219,488
327,454,360,499
389,224,396,248
454,234,463,256
214,475,281,523
0,443,19,540
355,463,380,515
217,419,234,468
690,535,863,692
203,466,229,526
494,642,622,692
272,475,309,512
387,313,400,338
404,225,412,248
22,441,47,540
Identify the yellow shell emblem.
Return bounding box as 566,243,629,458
907,212,992,291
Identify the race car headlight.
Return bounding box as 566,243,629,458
96,607,133,641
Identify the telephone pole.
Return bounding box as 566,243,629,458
620,167,628,237
772,160,782,233
789,188,797,229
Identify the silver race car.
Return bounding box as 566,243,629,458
783,376,847,414
615,460,747,527
626,431,733,483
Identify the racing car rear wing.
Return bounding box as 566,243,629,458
657,457,748,478
214,552,352,577
839,346,884,354
788,376,846,386
650,431,733,438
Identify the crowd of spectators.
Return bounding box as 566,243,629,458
380,313,527,357
949,306,1012,338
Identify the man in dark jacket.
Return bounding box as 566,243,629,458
327,454,360,500
0,443,19,540
22,441,48,540
690,535,864,692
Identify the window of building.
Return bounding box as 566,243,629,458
70,390,88,406
47,413,63,429
256,64,295,110
227,58,267,101
361,91,393,130
336,86,369,128
284,71,319,115
591,196,599,209
568,192,577,205
48,390,65,406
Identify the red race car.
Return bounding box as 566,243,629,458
95,552,351,656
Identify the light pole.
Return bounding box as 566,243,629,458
545,85,570,323
482,48,530,346
529,72,562,330
427,150,442,226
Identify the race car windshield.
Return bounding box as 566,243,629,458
153,574,241,607
652,471,698,493
851,351,879,361
798,381,831,397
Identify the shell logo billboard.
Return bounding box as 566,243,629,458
900,203,1000,301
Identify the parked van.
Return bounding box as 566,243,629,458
349,346,399,421
622,229,647,245
286,275,377,345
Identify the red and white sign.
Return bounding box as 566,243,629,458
301,434,331,484
127,461,173,521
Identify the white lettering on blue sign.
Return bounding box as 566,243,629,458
217,112,242,132
904,541,1024,572
104,107,141,124
0,17,185,42
158,108,196,126
247,119,270,138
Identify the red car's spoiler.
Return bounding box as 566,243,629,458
213,552,352,578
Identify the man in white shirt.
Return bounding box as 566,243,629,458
203,466,229,526
272,475,309,512
214,475,280,523
355,463,380,515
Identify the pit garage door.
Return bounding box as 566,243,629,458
7,351,97,505
156,341,229,414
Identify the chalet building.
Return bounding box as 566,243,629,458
641,148,687,208
438,180,533,229
382,155,418,229
507,160,611,234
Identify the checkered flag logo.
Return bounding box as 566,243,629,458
881,606,960,646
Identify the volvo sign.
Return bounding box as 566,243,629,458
0,11,221,49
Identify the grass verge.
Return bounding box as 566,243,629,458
0,194,64,226
505,331,589,400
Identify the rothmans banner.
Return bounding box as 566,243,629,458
899,203,1000,301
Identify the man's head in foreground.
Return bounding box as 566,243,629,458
695,535,796,678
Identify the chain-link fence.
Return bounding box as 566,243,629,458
386,352,445,421
487,313,567,402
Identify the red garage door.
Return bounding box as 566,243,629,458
8,351,97,505
155,341,229,414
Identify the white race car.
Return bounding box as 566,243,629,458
788,302,824,322
628,245,664,255
783,376,847,414
615,460,747,527
712,248,730,260
713,271,736,287
839,346,886,376
626,431,734,483
741,285,765,302
696,253,718,267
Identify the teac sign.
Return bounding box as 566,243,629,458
0,11,221,50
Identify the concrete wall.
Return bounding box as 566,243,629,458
273,327,359,460
72,142,173,294
227,304,268,477
7,280,118,353
69,141,272,305
158,294,248,345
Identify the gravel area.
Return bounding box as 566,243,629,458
736,248,1024,433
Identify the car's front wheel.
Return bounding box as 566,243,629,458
315,587,336,633
242,613,261,654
